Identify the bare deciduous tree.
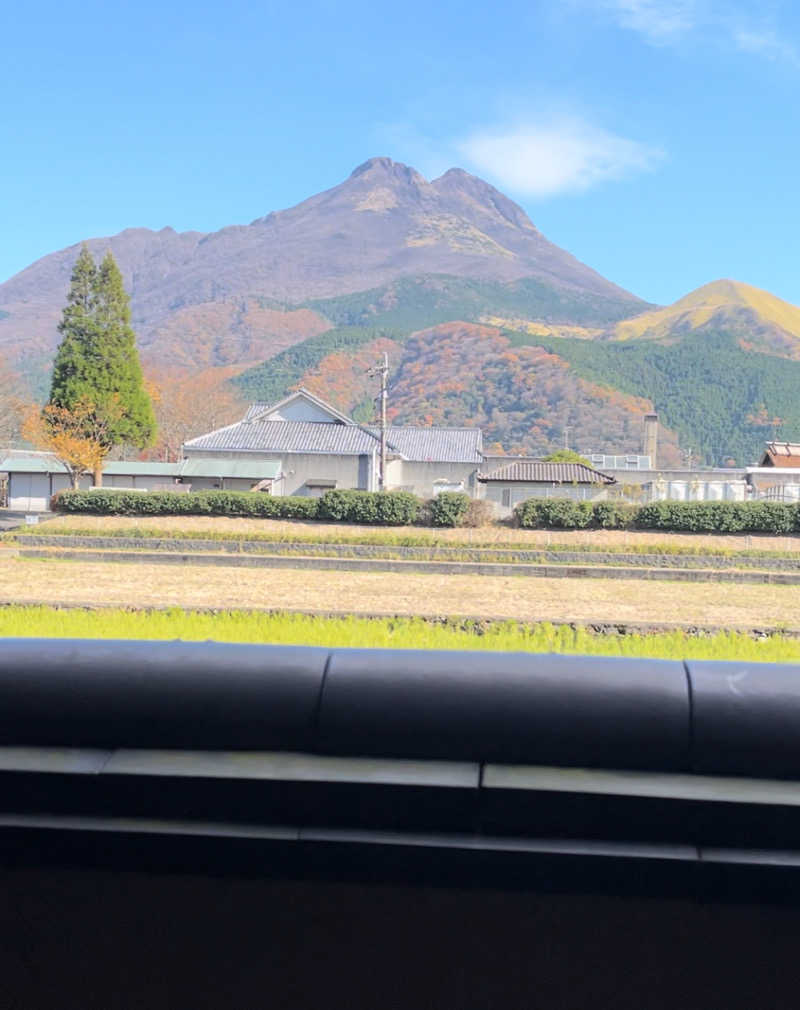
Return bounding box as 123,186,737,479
145,369,246,462
0,357,30,455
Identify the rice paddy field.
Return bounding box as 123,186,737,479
2,604,800,662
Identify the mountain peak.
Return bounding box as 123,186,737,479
0,156,644,383
431,166,538,232
681,279,758,305
613,278,800,357
349,157,427,187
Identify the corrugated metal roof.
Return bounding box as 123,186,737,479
0,456,281,481
0,453,68,473
0,457,184,477
184,420,382,454
478,461,616,484
368,426,483,463
103,462,180,476
179,459,281,479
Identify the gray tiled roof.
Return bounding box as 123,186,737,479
478,461,616,484
184,420,383,455
185,417,484,463
369,426,483,463
243,403,271,421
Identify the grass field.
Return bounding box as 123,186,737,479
35,514,800,556
0,555,797,629
1,604,799,661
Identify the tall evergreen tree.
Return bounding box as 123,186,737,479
48,246,156,481
49,245,101,407
91,250,156,448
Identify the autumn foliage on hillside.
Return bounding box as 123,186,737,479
298,322,681,461
145,300,331,370
297,337,402,421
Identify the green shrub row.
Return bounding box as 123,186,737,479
53,489,320,519
515,498,800,534
316,490,420,525
635,500,800,534
54,488,800,535
427,492,471,527
53,488,424,525
53,487,476,527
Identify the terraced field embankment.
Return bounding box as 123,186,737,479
10,533,800,585
11,533,800,570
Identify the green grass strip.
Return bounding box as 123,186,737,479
1,606,799,662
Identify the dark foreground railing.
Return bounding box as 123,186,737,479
2,637,800,898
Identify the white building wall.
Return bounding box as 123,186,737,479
483,482,610,517
180,448,478,499
647,480,748,503
389,461,480,499
182,449,372,496
261,400,342,423
51,474,93,495
8,474,52,511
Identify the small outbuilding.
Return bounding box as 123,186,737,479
478,460,616,516
0,453,284,511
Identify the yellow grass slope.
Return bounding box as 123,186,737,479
611,279,800,357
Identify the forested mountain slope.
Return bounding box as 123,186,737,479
238,321,683,465
513,329,800,465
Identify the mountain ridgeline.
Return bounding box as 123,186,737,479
2,157,799,464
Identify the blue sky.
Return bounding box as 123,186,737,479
3,0,799,305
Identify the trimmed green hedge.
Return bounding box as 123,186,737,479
52,488,421,525
52,488,800,535
53,489,320,519
635,500,799,534
514,500,594,530
316,490,420,525
515,498,800,534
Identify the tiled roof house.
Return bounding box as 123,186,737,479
184,389,483,498
478,459,616,515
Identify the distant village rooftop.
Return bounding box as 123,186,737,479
760,442,800,468
478,460,616,485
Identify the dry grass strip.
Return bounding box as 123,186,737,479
41,513,800,553
0,555,795,628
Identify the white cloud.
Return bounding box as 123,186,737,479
457,119,663,198
597,0,798,65
731,26,799,66
601,0,699,43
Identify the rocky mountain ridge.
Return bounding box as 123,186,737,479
0,157,643,382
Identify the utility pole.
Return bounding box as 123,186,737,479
563,426,571,451
368,352,389,491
